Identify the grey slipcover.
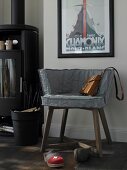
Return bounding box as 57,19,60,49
38,69,114,109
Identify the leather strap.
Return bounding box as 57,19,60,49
103,67,124,101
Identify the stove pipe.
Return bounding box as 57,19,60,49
11,0,25,25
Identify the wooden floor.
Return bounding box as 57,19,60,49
1,136,127,170
0,136,76,170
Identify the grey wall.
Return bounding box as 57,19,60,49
0,0,4,24
0,0,127,141
43,0,127,142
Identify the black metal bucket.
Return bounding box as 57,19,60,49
11,110,41,146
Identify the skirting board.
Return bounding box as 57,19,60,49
45,123,127,142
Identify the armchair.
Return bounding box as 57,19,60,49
38,69,114,156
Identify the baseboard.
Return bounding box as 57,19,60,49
47,123,127,142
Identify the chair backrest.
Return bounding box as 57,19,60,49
39,69,114,104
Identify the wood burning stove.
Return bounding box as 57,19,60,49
0,0,40,129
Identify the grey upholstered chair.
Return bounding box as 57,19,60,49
38,69,114,156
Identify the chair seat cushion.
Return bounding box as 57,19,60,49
41,93,105,109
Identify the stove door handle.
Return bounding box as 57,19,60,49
20,77,22,93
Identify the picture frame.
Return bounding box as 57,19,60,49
58,0,114,58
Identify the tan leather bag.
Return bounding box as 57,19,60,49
80,67,124,100
80,74,102,96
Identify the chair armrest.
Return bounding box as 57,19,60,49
38,69,51,95
97,70,114,104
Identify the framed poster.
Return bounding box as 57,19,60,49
58,0,114,58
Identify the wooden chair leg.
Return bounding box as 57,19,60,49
99,108,112,144
92,109,102,157
40,107,54,153
60,109,68,142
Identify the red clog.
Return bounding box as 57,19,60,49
44,150,64,168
